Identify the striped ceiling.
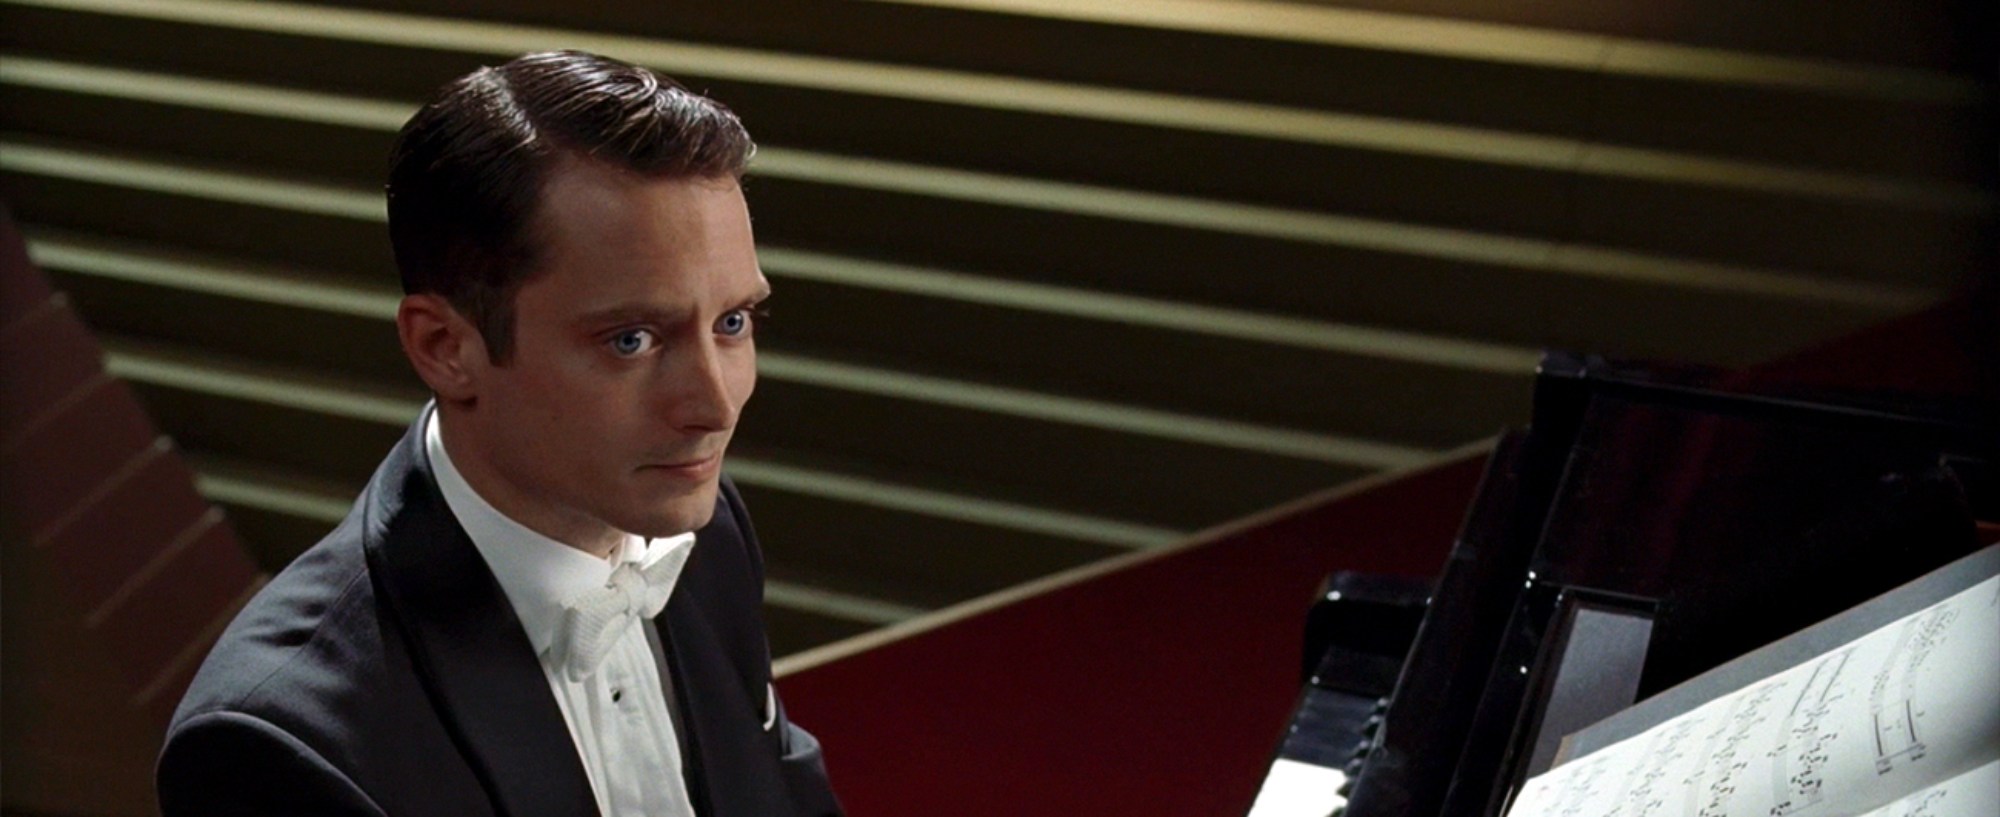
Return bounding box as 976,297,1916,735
2,0,1989,655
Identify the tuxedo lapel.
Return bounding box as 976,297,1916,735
655,491,792,817
656,600,716,817
362,408,599,817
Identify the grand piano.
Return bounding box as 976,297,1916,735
1262,351,1999,817
764,300,1997,816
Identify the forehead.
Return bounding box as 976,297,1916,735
515,158,762,318
541,156,745,249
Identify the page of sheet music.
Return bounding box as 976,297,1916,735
1852,760,1998,817
1505,575,1999,817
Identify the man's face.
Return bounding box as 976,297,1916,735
459,159,765,547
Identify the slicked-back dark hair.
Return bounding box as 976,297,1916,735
387,50,755,363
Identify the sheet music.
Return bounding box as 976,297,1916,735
1851,760,1997,817
1505,575,1999,817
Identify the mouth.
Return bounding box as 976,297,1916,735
641,452,723,479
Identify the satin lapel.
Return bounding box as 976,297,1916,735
657,486,792,817
657,594,717,817
362,407,599,817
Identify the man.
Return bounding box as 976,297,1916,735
156,51,842,816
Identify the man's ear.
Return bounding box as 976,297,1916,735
397,293,488,403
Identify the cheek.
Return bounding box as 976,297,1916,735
730,350,758,407
488,355,609,448
734,369,756,408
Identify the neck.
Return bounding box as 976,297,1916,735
435,408,626,559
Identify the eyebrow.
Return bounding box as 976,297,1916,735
571,284,772,331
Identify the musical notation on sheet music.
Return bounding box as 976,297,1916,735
1505,575,1999,817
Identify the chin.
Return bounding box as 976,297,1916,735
618,488,720,538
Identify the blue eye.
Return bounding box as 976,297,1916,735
609,329,657,357
716,308,753,338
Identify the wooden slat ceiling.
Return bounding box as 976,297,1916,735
1,0,1990,656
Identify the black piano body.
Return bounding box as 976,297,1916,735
1272,352,1999,817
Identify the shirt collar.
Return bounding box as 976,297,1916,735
425,409,694,657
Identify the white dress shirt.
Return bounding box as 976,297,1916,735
427,412,697,817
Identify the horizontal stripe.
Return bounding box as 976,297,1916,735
103,344,1181,549
0,54,412,130
853,0,1981,103
758,353,1430,469
722,459,1181,550
762,582,925,625
2,0,1975,121
3,138,1938,312
753,149,1944,308
3,52,1986,213
1,140,384,220
29,235,404,320
758,247,1540,372
196,469,357,524
104,343,425,426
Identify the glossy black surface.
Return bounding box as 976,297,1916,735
1335,353,1997,817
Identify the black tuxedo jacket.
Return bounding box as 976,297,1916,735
157,409,842,816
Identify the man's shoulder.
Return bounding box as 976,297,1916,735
158,512,493,816
170,514,387,730
172,414,433,725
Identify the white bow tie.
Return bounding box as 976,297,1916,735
553,536,695,681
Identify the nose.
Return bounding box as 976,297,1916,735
662,339,744,434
